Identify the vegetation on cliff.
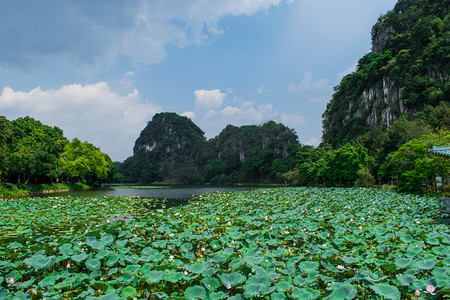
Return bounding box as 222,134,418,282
118,113,300,184
323,0,449,148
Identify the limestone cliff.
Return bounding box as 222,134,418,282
322,0,449,147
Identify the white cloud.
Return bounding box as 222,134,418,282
287,72,333,103
0,1,287,71
304,137,321,147
0,83,161,161
256,85,270,94
336,62,357,84
181,111,195,119
194,89,226,110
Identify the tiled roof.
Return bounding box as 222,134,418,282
428,145,450,157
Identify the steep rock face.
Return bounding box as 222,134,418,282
322,0,449,148
132,112,206,182
352,78,405,128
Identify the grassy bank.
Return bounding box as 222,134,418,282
0,182,90,198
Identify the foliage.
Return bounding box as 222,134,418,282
118,113,300,184
0,115,116,189
1,187,448,299
323,0,449,147
59,138,115,184
379,129,450,193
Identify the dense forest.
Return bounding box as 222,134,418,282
0,116,116,188
322,0,449,147
117,113,300,185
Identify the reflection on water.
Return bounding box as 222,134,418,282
36,185,256,200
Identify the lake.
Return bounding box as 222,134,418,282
34,184,255,201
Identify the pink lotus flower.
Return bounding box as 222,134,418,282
201,247,206,252
415,289,420,296
184,270,188,276
66,262,71,268
359,226,363,230
226,283,231,289
425,285,436,295
8,277,14,284
169,255,174,261
265,216,268,221
213,244,217,249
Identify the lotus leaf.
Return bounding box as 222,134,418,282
325,284,357,300
86,258,101,270
24,253,54,270
394,257,412,269
184,285,207,300
219,272,246,287
201,277,221,291
369,284,400,300
291,287,320,300
72,252,88,262
144,270,164,283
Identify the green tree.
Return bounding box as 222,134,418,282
8,116,67,184
0,116,12,183
60,138,112,184
327,144,374,185
379,129,450,193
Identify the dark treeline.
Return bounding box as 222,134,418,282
117,113,300,185
0,116,116,187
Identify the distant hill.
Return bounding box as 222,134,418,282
118,112,300,184
322,0,449,147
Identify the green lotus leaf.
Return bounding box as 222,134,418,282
152,240,167,248
291,287,320,300
164,270,184,283
201,276,221,291
120,286,136,298
106,253,119,266
59,243,74,256
299,261,319,271
9,242,24,249
246,273,272,288
72,252,88,262
325,284,357,300
274,280,293,292
244,255,264,265
184,285,207,300
413,257,436,270
95,250,111,260
244,284,266,298
123,264,140,274
187,262,208,274
400,235,413,243
24,253,54,270
181,243,193,252
100,234,114,245
396,274,419,287
394,258,412,270
341,257,359,264
443,256,450,266
219,272,246,287
369,284,400,300
144,270,164,283
271,292,286,300
38,275,56,287
86,258,101,270
426,237,440,245
87,239,105,251
86,293,121,300
406,245,423,257
115,239,128,248
227,294,244,300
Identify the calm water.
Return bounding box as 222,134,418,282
38,185,256,199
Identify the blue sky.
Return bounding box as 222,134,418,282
0,0,397,161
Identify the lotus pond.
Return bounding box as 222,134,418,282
0,187,449,299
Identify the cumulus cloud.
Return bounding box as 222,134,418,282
287,72,333,103
0,0,286,71
304,137,321,147
181,111,195,119
194,89,226,110
0,83,161,161
336,62,358,83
